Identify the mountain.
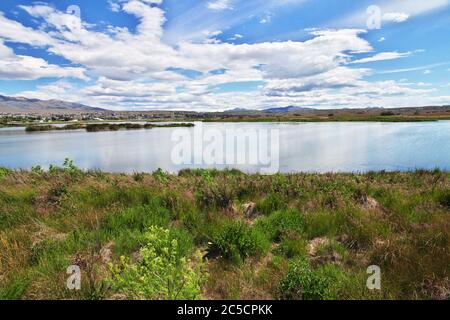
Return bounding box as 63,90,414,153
263,106,314,113
225,108,254,113
0,95,106,113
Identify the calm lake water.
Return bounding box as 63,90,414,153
1,121,450,173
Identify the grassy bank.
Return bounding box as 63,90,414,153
202,115,450,123
0,165,448,300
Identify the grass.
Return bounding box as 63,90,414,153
0,167,448,300
202,115,450,123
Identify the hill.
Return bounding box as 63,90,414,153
0,95,105,113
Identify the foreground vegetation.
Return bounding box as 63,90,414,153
0,164,449,300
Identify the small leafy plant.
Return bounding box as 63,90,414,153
109,226,208,300
278,257,340,300
212,221,269,263
0,167,12,178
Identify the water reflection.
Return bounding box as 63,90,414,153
0,121,449,173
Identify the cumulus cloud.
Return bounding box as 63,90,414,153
0,41,87,80
0,0,446,111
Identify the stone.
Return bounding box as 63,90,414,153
100,241,114,264
242,202,257,218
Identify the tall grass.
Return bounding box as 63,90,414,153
0,166,448,299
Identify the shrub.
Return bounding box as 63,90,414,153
304,210,345,239
275,235,308,258
255,209,306,242
212,221,269,263
152,168,169,184
109,226,208,300
436,190,450,209
31,165,43,175
47,158,82,179
255,193,287,215
86,123,110,132
278,258,340,300
25,125,55,132
0,167,12,178
62,158,82,177
169,228,195,260
196,183,235,209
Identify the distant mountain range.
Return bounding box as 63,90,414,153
226,106,314,113
263,106,314,113
0,95,105,113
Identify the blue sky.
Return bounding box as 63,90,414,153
0,0,449,111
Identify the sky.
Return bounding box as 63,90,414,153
0,0,449,111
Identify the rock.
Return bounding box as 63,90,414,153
308,237,330,256
361,196,380,210
336,234,350,244
109,293,128,300
242,202,257,219
310,252,342,266
308,237,343,265
132,251,143,263
203,242,221,260
100,241,114,264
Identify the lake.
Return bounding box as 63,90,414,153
1,121,450,173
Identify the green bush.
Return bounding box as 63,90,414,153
212,221,269,263
196,183,235,209
168,228,195,260
152,168,170,183
47,158,83,179
109,226,208,300
0,167,12,178
278,258,340,300
31,165,43,175
437,190,450,208
275,235,308,258
255,209,306,242
255,193,287,215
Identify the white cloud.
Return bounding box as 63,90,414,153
335,0,449,28
0,41,87,81
259,12,273,24
382,12,410,23
207,0,233,11
228,34,243,40
378,37,386,42
379,62,450,74
350,51,412,64
108,0,121,12
0,0,448,111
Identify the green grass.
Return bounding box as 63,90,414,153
0,167,448,300
201,115,450,123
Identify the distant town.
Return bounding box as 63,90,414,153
2,106,450,126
